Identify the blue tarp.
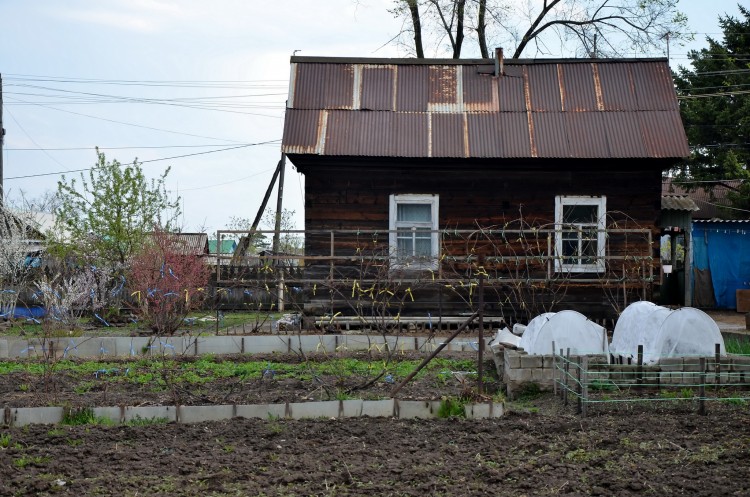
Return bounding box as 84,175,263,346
693,223,750,309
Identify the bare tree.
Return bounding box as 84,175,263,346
390,0,689,58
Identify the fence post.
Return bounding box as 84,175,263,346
564,348,570,406
581,355,589,418
699,357,706,415
637,344,643,388
552,340,557,397
715,343,721,387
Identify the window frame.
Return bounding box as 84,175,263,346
554,195,607,273
388,194,440,270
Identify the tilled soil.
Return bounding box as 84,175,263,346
1,400,749,496
0,353,495,408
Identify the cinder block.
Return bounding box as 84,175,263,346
11,407,64,427
7,339,31,358
659,358,684,371
195,336,243,355
542,355,556,369
504,351,521,370
683,357,707,373
465,402,504,419
531,368,554,383
124,406,176,423
243,336,288,354
504,368,532,383
340,399,364,418
520,355,543,369
0,339,7,358
342,336,372,351
396,400,441,419
235,403,286,419
417,337,440,353
93,407,123,424
361,399,395,418
73,337,118,358
288,401,339,419
179,405,234,423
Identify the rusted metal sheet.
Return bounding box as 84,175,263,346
602,112,647,158
596,63,638,111
396,65,428,112
431,113,465,157
526,65,562,112
631,62,678,111
533,112,569,158
565,112,609,158
497,65,526,112
462,64,497,111
360,66,394,111
323,111,428,157
428,66,457,106
282,109,322,154
293,63,354,109
560,63,598,112
283,57,688,159
637,111,690,158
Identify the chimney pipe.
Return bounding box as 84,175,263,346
495,47,504,76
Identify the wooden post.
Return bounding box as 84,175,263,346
552,340,557,396
715,343,721,387
581,356,589,418
699,357,706,415
477,255,485,395
637,344,643,388
564,347,570,406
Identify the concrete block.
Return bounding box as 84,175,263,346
589,355,609,365
361,399,395,418
520,355,543,369
731,356,750,370
542,355,555,369
342,336,373,351
179,405,234,423
288,401,339,419
11,407,64,427
340,399,364,418
659,358,684,371
465,402,504,419
93,407,123,424
235,403,287,419
244,336,289,354
195,336,244,355
117,337,154,357
73,337,118,358
417,337,441,353
293,335,337,354
0,339,7,358
395,400,441,419
505,368,533,383
727,370,746,385
504,350,521,370
683,357,707,372
124,406,176,423
531,368,554,383
7,339,31,358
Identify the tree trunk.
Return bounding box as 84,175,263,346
453,0,466,58
407,0,425,58
477,0,488,58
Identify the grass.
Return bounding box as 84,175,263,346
437,397,466,418
0,356,479,392
725,337,750,355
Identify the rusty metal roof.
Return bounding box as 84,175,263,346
282,57,689,160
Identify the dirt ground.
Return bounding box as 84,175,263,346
0,396,748,497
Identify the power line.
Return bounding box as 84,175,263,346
5,96,250,143
6,143,273,151
5,140,280,180
172,167,277,192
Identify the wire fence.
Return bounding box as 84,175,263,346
552,345,750,417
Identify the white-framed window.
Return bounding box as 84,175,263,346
389,194,439,269
554,196,606,273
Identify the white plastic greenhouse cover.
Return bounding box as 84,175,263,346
522,310,609,357
610,302,725,364
518,313,555,352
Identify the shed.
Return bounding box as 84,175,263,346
281,55,689,319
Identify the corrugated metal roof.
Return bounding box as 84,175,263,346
662,179,747,220
661,195,699,211
282,56,689,160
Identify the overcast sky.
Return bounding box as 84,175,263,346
0,1,743,237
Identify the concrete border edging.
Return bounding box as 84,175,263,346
2,400,504,427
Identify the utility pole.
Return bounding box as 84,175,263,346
0,73,4,206
272,153,287,311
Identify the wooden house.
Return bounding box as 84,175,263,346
280,55,689,321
